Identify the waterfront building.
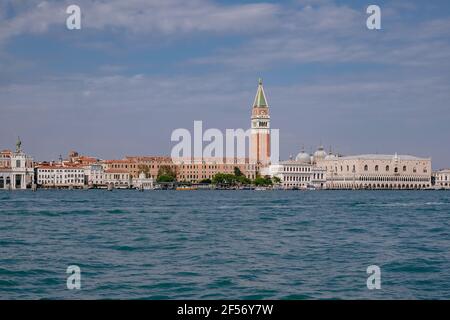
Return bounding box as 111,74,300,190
433,169,450,189
261,159,326,189
102,169,131,189
86,164,131,188
124,156,175,179
86,163,104,187
176,159,257,182
36,164,85,188
132,172,155,190
316,153,432,189
103,156,175,179
250,78,271,166
261,148,326,189
0,138,34,190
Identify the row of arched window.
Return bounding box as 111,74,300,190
363,165,427,173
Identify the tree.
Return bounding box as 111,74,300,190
272,176,282,184
234,167,243,177
157,165,177,183
236,175,251,185
212,173,236,185
253,176,273,186
199,178,212,184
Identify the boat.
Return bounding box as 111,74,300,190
176,186,198,191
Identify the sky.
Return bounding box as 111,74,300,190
0,0,449,168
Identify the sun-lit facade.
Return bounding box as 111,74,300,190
433,169,450,189
316,153,432,189
0,138,34,190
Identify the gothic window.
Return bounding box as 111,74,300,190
364,165,368,171
375,165,379,172
386,165,390,172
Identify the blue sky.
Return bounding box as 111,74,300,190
1,0,450,168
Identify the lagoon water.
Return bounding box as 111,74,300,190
1,190,450,299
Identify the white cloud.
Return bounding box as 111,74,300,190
0,0,280,44
190,2,450,69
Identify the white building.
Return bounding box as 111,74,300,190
261,153,326,189
86,164,131,189
0,139,34,190
434,169,450,189
36,165,85,188
316,153,432,190
132,172,155,190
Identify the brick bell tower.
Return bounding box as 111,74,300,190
250,78,271,166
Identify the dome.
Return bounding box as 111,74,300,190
295,151,311,163
325,153,337,160
313,146,327,161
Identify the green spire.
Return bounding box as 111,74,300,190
253,78,268,108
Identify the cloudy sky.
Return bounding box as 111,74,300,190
1,0,449,168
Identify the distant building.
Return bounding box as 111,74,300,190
316,153,432,190
433,169,450,189
132,172,155,190
175,158,256,182
86,164,131,188
0,138,34,190
36,164,85,188
261,159,326,189
103,169,131,189
103,156,174,179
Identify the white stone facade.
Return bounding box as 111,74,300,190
132,172,155,190
434,169,450,189
0,148,34,190
316,154,432,190
86,164,131,188
261,160,326,189
36,165,85,188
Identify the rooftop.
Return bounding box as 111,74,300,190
330,154,430,161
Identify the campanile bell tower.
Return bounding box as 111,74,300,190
250,78,271,165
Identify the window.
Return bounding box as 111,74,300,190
394,167,398,173
16,160,21,168
403,166,407,172
364,165,368,171
375,165,379,172
386,165,390,172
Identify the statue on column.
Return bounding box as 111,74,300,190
16,136,22,153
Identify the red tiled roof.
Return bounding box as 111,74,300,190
104,169,130,174
102,159,135,164
37,165,85,170
125,156,173,162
